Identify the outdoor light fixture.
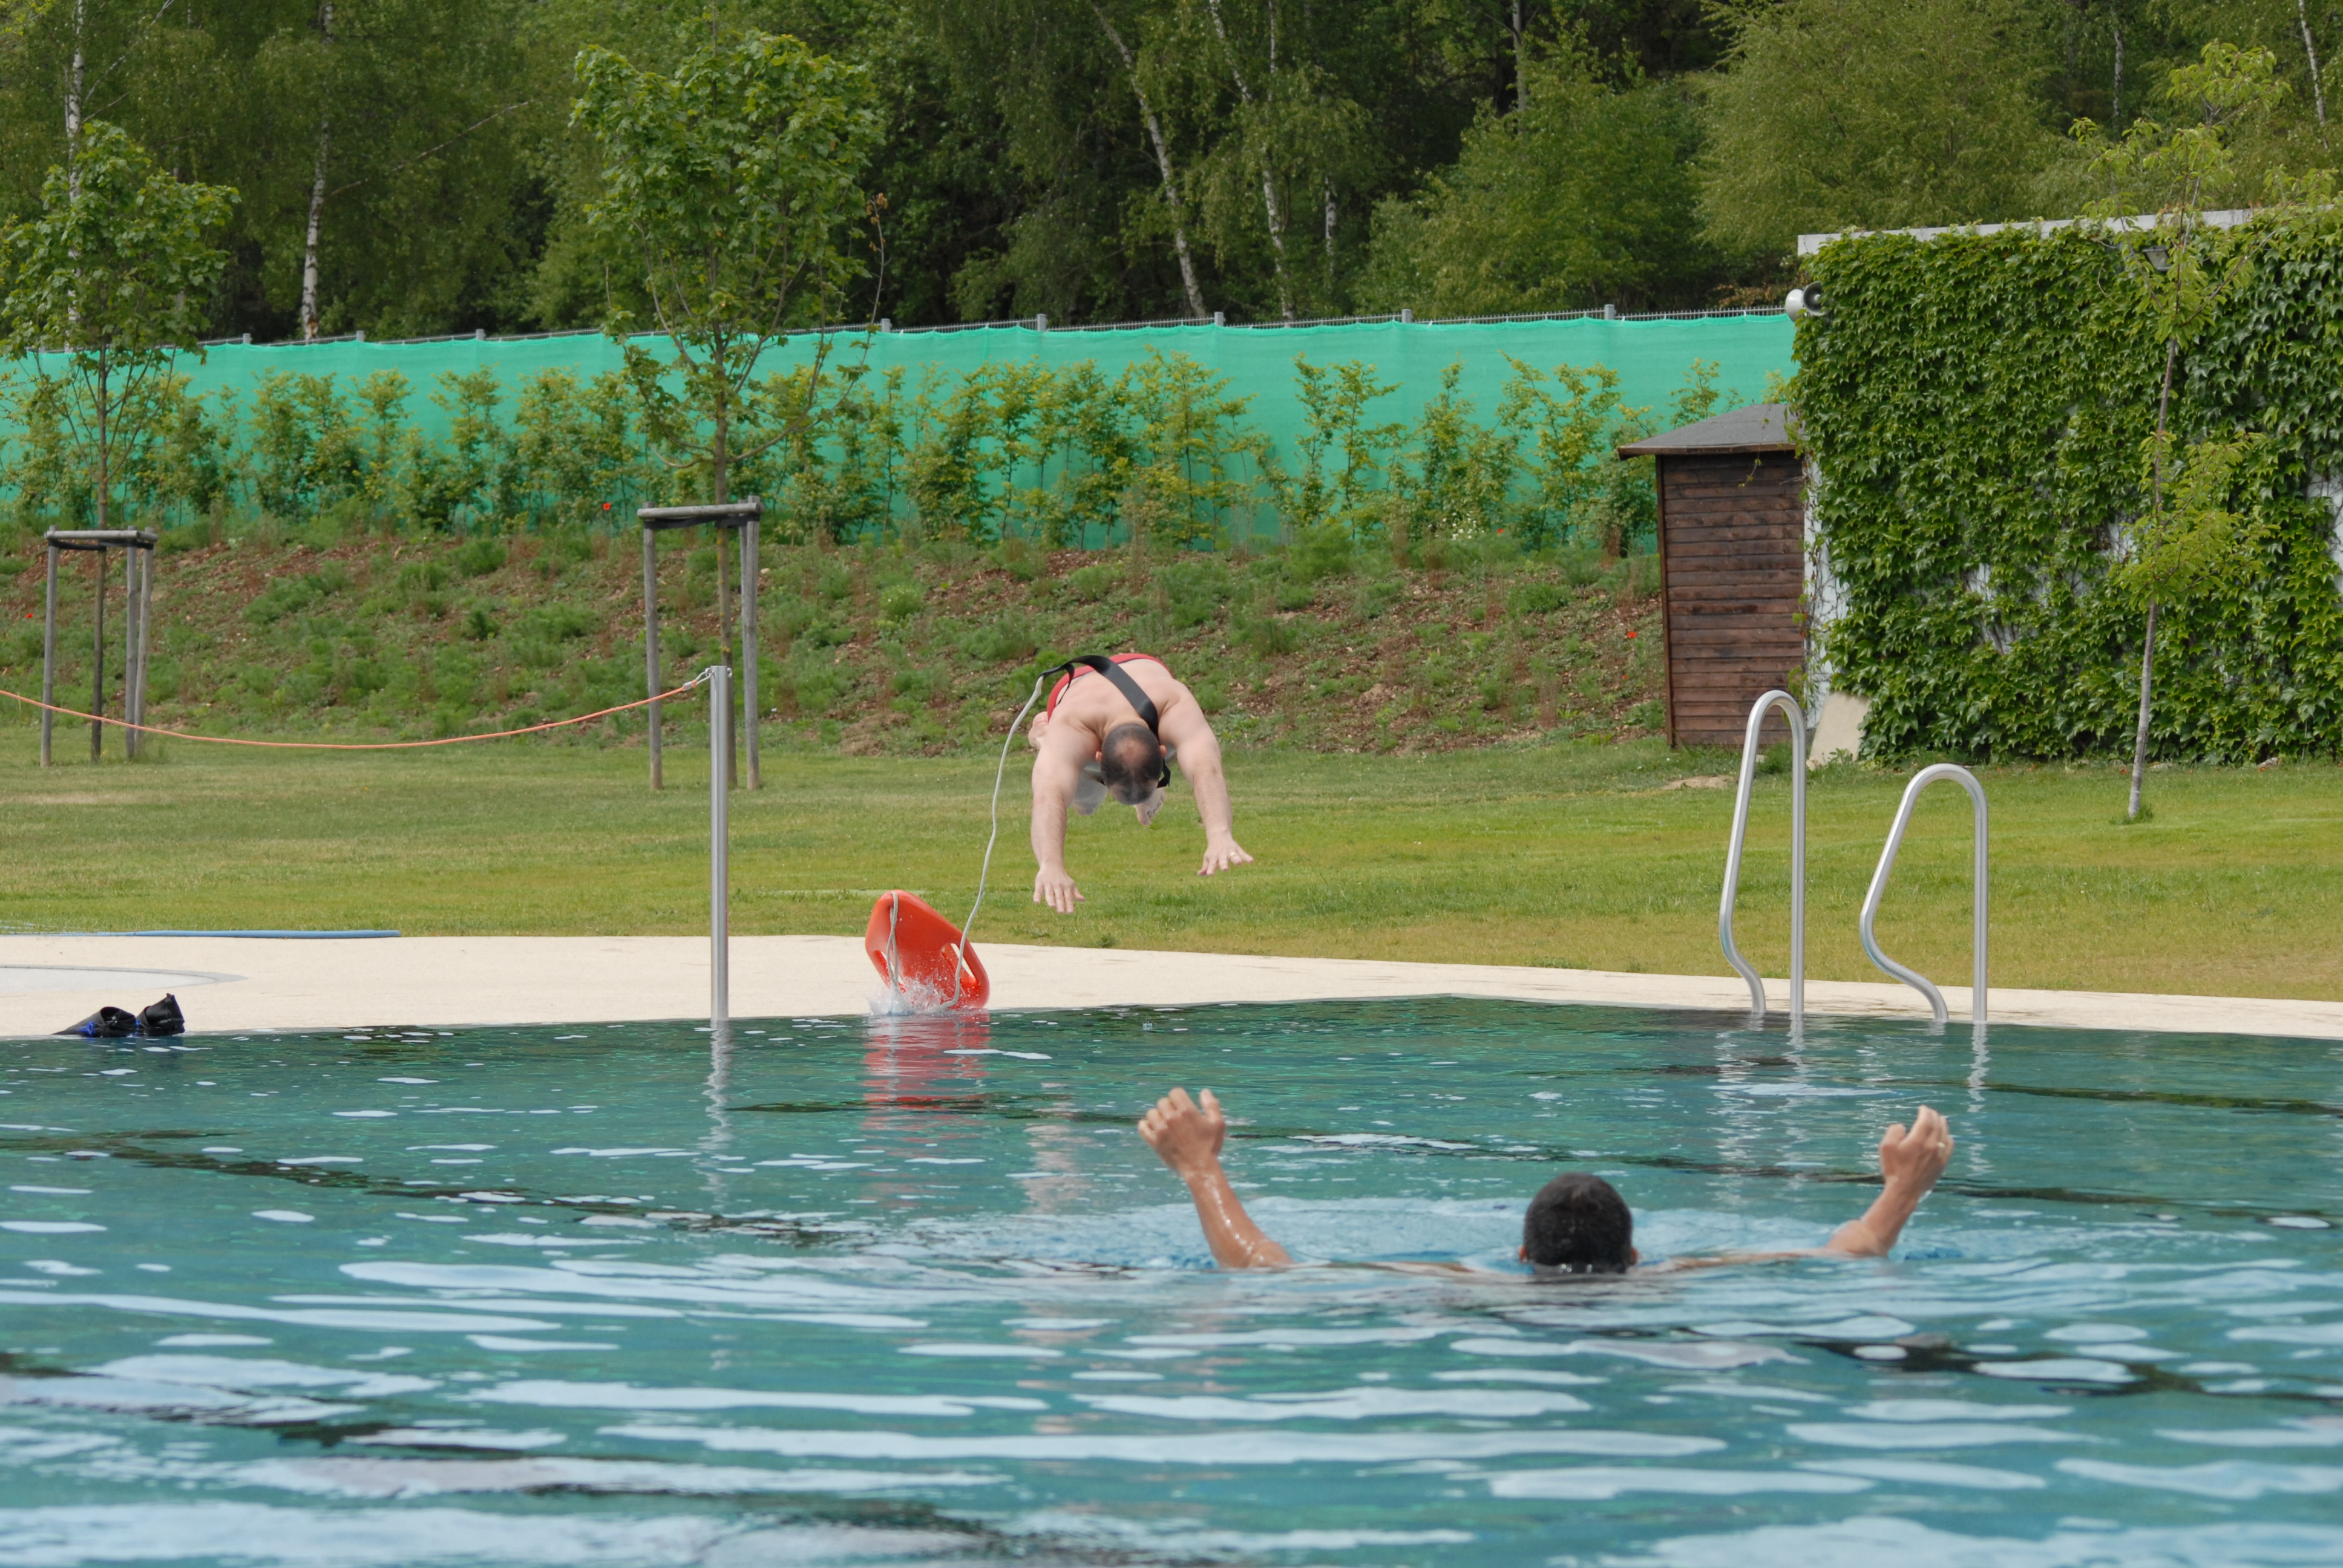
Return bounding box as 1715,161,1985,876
2143,243,2172,273
1786,285,1829,321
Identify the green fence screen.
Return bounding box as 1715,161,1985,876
177,315,1794,457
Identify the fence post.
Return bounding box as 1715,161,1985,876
135,540,154,745
641,526,663,791
709,664,730,1028
122,546,140,760
39,541,56,768
739,506,761,790
89,549,105,764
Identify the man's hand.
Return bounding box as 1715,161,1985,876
1033,865,1085,914
1827,1104,1954,1258
1878,1105,1955,1194
1199,838,1254,878
1139,1086,1227,1181
1138,1086,1292,1269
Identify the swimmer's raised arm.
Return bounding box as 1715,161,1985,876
1823,1105,1955,1257
1139,1088,1292,1269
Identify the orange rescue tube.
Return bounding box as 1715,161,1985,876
864,890,991,1011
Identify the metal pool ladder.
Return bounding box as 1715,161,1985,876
1719,689,1806,1028
1860,763,1988,1030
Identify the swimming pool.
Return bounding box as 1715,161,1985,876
3,998,2340,1567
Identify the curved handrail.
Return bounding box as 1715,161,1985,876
1859,763,1988,1028
1719,690,1807,1027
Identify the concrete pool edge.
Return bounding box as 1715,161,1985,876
1,933,2339,1041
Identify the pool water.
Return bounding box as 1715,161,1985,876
3,999,2341,1567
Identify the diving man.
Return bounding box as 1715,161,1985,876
1027,653,1251,913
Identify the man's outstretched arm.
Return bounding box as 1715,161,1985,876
1138,1088,1291,1269
1159,712,1251,878
1029,744,1085,914
1824,1105,1955,1257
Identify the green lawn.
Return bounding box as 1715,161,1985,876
5,733,2339,1001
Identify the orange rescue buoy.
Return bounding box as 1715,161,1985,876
864,890,990,1011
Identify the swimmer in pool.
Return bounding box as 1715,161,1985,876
1136,1087,1955,1272
1027,653,1250,913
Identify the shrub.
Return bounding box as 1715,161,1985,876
454,538,507,578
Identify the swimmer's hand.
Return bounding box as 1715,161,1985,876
1826,1105,1955,1258
1139,1088,1291,1269
1199,837,1253,878
1034,864,1085,915
1138,1086,1227,1178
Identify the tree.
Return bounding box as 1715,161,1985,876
1697,0,2059,258
0,119,234,528
1358,52,1706,316
574,27,880,506
2072,41,2289,820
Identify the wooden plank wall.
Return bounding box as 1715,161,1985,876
1657,450,1805,747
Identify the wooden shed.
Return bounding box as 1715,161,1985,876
1616,403,1805,748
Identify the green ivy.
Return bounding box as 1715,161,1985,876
1800,214,2343,762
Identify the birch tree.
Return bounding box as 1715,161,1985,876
1089,1,1206,317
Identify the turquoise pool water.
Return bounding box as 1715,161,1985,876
2,999,2340,1567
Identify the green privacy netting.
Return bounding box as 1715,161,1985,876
174,314,1795,457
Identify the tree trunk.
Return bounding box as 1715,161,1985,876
2126,599,2157,818
93,356,107,529
1322,177,1335,286
2300,0,2328,126
1090,4,1207,317
1512,0,1527,113
2111,12,2124,126
2126,336,2179,822
65,0,84,174
301,4,335,340
1203,0,1294,317
301,122,330,338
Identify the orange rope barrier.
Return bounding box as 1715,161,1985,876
0,675,709,750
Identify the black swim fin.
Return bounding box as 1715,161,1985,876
60,1005,139,1039
139,995,185,1037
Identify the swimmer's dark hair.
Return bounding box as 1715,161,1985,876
1098,721,1164,803
1522,1172,1633,1273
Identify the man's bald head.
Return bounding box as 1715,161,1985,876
1098,722,1164,805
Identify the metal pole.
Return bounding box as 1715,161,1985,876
740,508,760,790
39,543,57,767
135,543,154,742
641,526,662,791
709,664,730,1028
1718,689,1807,1028
1858,763,1990,1029
713,524,736,790
121,546,139,760
89,549,105,764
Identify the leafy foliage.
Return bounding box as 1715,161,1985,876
1797,213,2343,762
1697,0,2060,256
1360,53,1710,315
575,28,882,501
0,120,234,526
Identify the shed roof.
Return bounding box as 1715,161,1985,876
1615,402,1797,458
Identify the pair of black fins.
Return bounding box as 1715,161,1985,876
60,994,185,1039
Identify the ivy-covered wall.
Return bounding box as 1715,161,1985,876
1798,217,2343,762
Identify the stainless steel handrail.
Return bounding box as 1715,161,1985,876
1858,763,1988,1028
1719,689,1807,1027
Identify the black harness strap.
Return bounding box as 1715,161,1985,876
1050,655,1172,786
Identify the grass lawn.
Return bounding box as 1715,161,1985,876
5,733,2339,1001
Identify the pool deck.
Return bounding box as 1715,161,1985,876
1,933,2339,1040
